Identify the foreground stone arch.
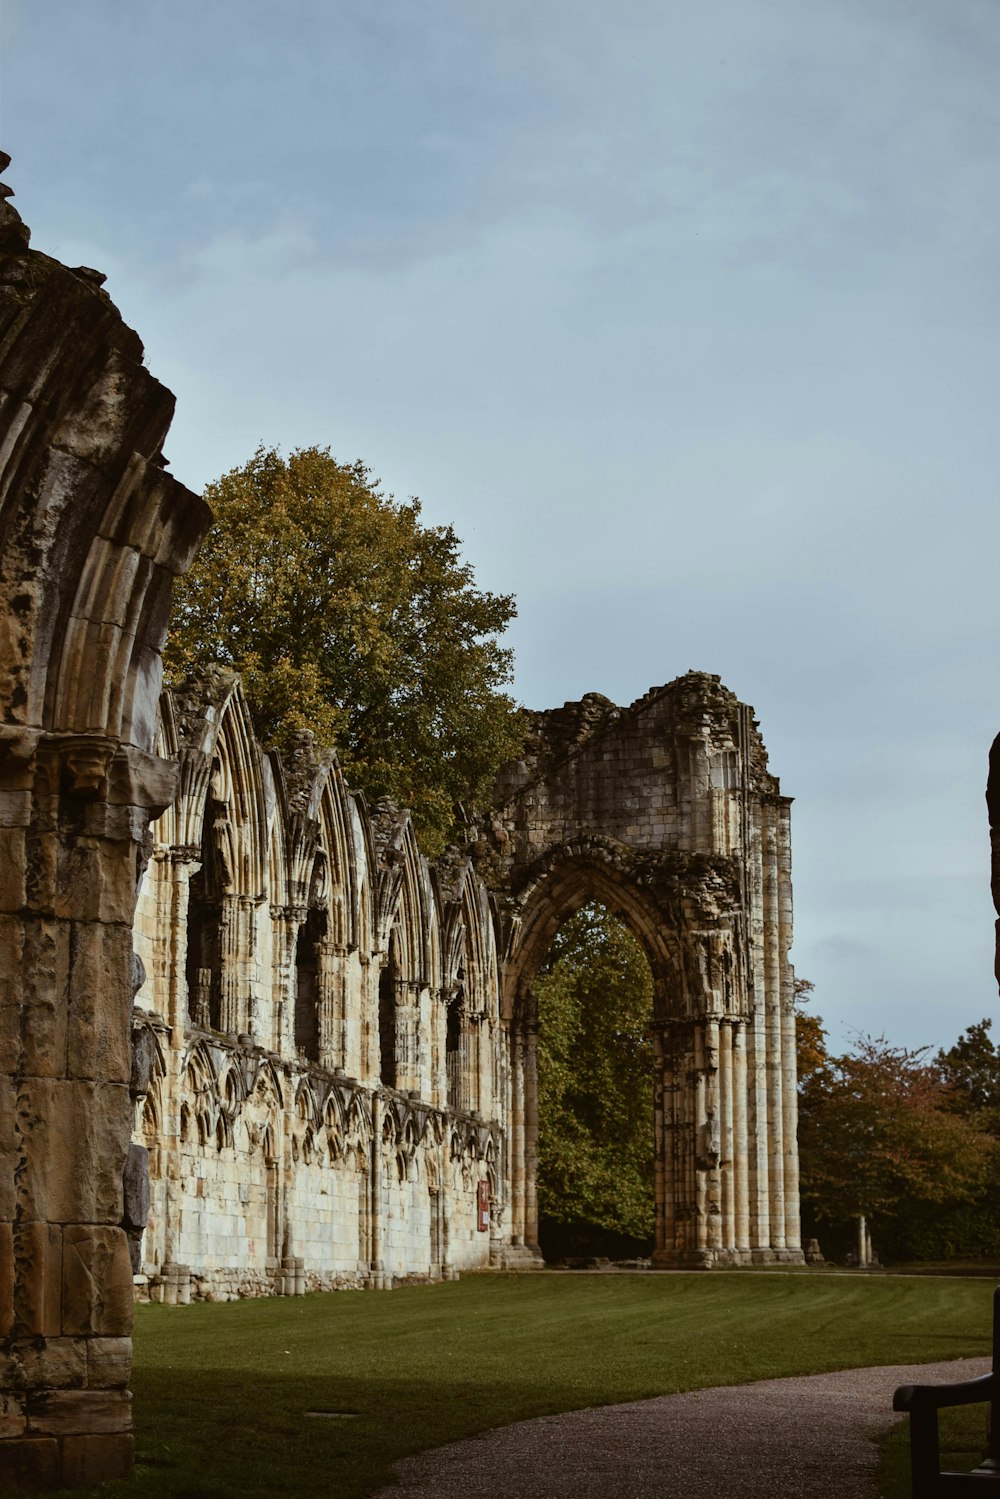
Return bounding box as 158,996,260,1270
485,674,801,1268
0,166,209,1487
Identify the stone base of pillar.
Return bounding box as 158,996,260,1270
498,1243,545,1270
0,1424,134,1489
750,1247,806,1266
651,1246,805,1268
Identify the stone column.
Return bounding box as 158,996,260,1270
148,847,199,1040
393,980,421,1093
0,736,179,1487
777,800,801,1254
763,808,786,1252
509,1029,525,1246
317,941,346,1071
719,1020,735,1254
652,1024,668,1258
732,1021,751,1253
523,1024,539,1253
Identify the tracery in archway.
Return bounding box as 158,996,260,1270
534,901,654,1262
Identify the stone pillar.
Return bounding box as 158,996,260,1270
0,738,180,1486
719,1020,735,1254
523,1024,539,1253
393,980,421,1093
777,800,801,1254
317,941,346,1071
763,807,785,1252
267,905,292,1056
509,1029,525,1246
163,847,200,1041
652,1024,668,1258
652,1019,702,1267
0,165,208,1487
732,1021,751,1253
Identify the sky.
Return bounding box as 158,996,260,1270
3,0,999,1052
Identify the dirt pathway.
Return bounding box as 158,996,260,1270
371,1357,989,1499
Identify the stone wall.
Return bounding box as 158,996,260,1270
483,673,802,1267
0,161,209,1488
0,157,802,1487
130,674,502,1300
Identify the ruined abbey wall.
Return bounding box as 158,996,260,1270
0,167,802,1489
486,676,800,1268
130,673,503,1301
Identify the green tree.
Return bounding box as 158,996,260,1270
534,904,655,1253
937,1019,1000,1129
165,445,522,852
797,1033,993,1260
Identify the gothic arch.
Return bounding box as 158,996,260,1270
483,673,801,1270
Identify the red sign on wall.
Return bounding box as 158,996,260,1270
477,1178,490,1232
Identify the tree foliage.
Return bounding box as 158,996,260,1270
535,904,655,1250
796,1001,996,1261
165,445,523,852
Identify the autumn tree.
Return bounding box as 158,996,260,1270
797,1032,993,1261
165,445,522,852
534,903,655,1257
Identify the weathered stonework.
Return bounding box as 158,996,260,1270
130,674,503,1298
0,158,801,1486
130,673,801,1294
483,677,802,1268
0,162,210,1486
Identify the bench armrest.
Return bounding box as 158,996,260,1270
894,1373,997,1413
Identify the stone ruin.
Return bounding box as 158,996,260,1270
0,160,209,1486
0,163,801,1488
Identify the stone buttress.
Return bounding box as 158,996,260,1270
0,161,209,1487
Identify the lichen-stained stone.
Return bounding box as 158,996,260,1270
14,1079,131,1223
85,1337,132,1390
0,155,209,1486
13,1338,87,1392
0,1223,13,1337
0,1393,26,1439
66,920,133,1084
11,1223,62,1337
27,1389,131,1437
61,1227,134,1337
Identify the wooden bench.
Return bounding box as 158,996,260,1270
892,1288,1000,1493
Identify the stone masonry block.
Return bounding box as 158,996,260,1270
0,1077,16,1220
66,919,133,1084
0,1223,12,1336
15,1078,130,1223
12,1221,62,1337
24,829,57,914
27,1387,132,1437
0,826,26,911
85,1336,132,1390
0,1392,27,1438
0,1435,60,1488
61,1225,134,1336
55,838,138,925
61,1432,135,1486
15,917,70,1079
15,1336,87,1391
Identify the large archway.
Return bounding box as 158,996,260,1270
485,677,802,1269
533,899,655,1263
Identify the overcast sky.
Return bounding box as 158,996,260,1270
3,0,999,1052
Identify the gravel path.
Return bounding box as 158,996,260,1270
371,1357,990,1499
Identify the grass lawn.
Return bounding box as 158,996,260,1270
24,1272,996,1498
